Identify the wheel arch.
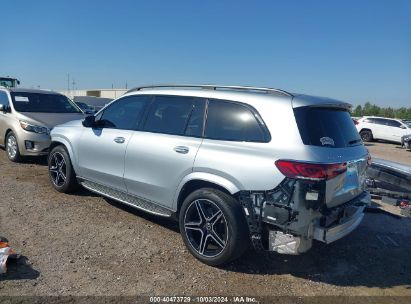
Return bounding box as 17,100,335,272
4,128,15,146
359,128,372,133
174,173,242,213
49,137,78,173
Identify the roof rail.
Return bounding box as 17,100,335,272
126,84,293,97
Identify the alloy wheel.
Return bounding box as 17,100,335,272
183,199,228,258
49,152,67,187
6,135,18,159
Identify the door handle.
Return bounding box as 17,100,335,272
174,146,189,154
114,137,125,144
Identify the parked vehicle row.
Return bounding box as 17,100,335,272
1,84,371,266
356,116,411,143
0,88,84,162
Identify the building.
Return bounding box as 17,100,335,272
59,89,127,100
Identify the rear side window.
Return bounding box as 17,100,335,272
143,95,204,136
294,107,362,148
205,99,268,142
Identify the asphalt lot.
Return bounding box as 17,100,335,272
0,141,410,297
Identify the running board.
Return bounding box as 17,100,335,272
80,180,173,217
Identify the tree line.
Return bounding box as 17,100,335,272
351,102,411,119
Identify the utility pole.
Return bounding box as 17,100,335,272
72,79,76,97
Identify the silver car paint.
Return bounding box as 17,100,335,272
52,88,368,211
77,128,133,191
124,132,203,208
50,87,369,254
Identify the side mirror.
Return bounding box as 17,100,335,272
0,104,9,113
400,125,407,129
82,115,96,128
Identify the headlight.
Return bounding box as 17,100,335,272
19,121,50,134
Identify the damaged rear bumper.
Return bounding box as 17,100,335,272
238,179,371,254
313,202,366,244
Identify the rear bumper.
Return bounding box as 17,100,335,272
313,192,370,244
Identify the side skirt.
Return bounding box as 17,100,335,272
79,179,173,218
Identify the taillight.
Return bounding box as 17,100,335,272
275,160,347,181
353,119,359,125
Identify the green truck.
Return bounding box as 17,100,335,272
0,76,20,88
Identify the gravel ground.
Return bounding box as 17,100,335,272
0,141,410,297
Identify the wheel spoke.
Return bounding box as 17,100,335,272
59,171,66,181
209,210,222,225
54,172,60,185
194,201,207,224
210,230,225,249
185,221,201,229
199,234,211,254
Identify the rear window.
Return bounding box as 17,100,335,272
294,107,362,148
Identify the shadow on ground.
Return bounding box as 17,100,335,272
226,213,411,289
50,182,411,290
104,198,180,233
98,192,411,289
0,256,40,281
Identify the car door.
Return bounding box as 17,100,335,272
123,95,205,209
0,91,11,144
77,95,151,191
373,118,391,140
386,119,407,142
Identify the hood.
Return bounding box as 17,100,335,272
16,112,85,129
372,158,411,176
55,119,84,128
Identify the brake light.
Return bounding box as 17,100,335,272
275,160,347,181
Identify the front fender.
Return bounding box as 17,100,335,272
50,135,79,174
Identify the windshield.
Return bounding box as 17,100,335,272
294,107,362,148
11,92,82,113
0,78,15,88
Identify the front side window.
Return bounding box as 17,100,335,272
0,91,9,107
386,120,402,128
143,95,204,136
205,99,268,142
99,95,150,130
10,92,81,113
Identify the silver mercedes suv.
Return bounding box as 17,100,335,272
48,85,371,266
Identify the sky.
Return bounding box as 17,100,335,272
1,0,410,107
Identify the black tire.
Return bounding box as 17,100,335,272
5,131,22,162
179,188,250,266
48,145,79,193
360,130,373,142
